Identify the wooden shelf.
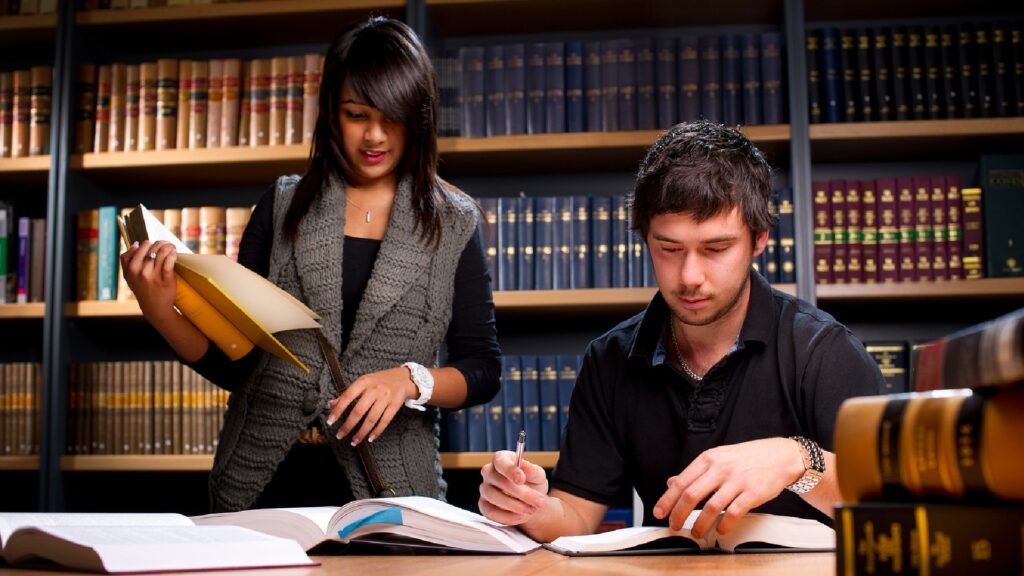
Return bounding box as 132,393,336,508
426,0,783,36
75,0,405,49
0,155,51,185
0,456,39,471
817,277,1024,301
494,287,656,315
809,118,1024,162
60,452,558,471
806,0,1021,22
0,13,57,46
0,303,46,319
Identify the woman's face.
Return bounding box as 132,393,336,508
338,82,407,189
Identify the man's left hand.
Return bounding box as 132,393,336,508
652,437,805,539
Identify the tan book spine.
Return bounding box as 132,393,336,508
124,65,140,151
249,59,270,146
123,362,132,455
198,205,225,254
28,66,51,156
142,362,152,454
285,56,303,145
268,57,287,146
72,66,96,154
302,53,320,143
175,60,192,150
106,63,126,152
152,362,164,455
189,60,208,149
224,206,250,261
206,59,223,148
34,363,41,454
155,58,178,151
237,60,251,146
181,367,192,455
180,207,200,253
92,66,111,153
21,364,30,455
1,72,14,157
219,58,240,147
28,217,44,302
11,70,32,158
166,361,176,455
139,62,157,151
11,364,21,455
160,208,182,241
1,364,9,456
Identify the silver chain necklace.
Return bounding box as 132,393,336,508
346,196,374,223
668,319,704,382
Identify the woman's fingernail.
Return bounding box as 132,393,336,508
350,438,360,447
325,416,335,427
367,435,376,443
131,241,139,248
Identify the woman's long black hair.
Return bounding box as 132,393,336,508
283,17,444,247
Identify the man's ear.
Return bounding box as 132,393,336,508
752,230,769,257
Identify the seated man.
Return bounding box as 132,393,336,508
478,121,884,543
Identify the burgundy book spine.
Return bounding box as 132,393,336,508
897,177,917,281
946,175,964,280
929,176,949,280
877,178,900,283
845,180,864,283
860,179,879,283
913,176,933,281
813,180,834,284
830,179,848,284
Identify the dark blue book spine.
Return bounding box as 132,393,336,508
954,24,976,119
526,43,546,134
444,409,467,452
890,27,910,120
699,36,722,122
761,32,784,124
600,40,620,131
722,35,742,125
907,27,927,119
520,356,541,452
584,41,603,132
505,43,526,135
571,195,591,288
565,41,584,133
467,402,487,452
485,45,507,137
498,196,518,291
479,197,500,291
636,37,656,130
516,195,535,291
538,355,560,452
678,35,700,121
534,196,555,290
741,33,762,125
553,196,573,289
629,230,645,288
874,27,894,120
590,195,612,289
777,186,796,283
643,243,656,287
611,195,629,288
438,48,460,137
485,392,506,452
556,355,578,438
821,27,843,122
841,29,859,121
856,29,875,121
617,38,637,131
544,42,566,133
973,23,993,118
765,189,780,283
656,37,677,128
502,356,523,452
923,27,941,119
460,46,486,137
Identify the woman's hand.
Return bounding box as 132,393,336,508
325,366,418,446
120,240,178,324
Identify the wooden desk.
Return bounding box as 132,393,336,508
0,549,836,575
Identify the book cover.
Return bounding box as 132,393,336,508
300,54,319,143
740,34,761,125
583,41,602,132
821,28,843,123
896,177,916,281
556,355,578,437
961,187,984,279
864,341,909,394
890,27,910,120
533,196,555,290
268,57,286,146
611,195,629,288
479,197,500,291
678,35,699,122
154,59,177,150
721,35,742,126
504,43,526,135
124,64,140,151
96,206,118,301
520,355,540,452
978,154,1024,277
501,356,522,454
907,26,926,119
107,63,126,152
516,195,535,291
845,180,863,283
498,196,517,291
812,181,833,284
929,176,949,280
656,37,678,128
590,196,612,289
467,401,486,452
699,35,722,123
538,355,559,452
777,187,796,284
635,37,656,130
617,38,637,131
945,175,963,280
855,29,874,120
553,196,572,289
873,27,892,120
138,62,157,151
974,23,993,118
939,27,957,118
924,27,942,118
72,65,95,154
859,179,879,283
27,66,50,156
571,195,591,289
565,41,584,133
876,178,900,283
284,56,302,145
484,387,505,452
912,307,1023,393
912,176,933,281
525,43,545,135
93,66,111,153
485,45,506,137
27,218,44,303
206,58,224,147
760,32,784,124
600,40,619,131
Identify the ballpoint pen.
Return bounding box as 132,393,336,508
514,430,526,470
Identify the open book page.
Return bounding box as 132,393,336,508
0,513,192,550
192,506,340,551
714,512,835,551
331,496,540,554
1,525,315,574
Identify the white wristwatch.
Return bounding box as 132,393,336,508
402,362,434,411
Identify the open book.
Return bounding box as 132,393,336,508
545,511,835,556
120,204,320,371
192,496,540,554
0,513,315,573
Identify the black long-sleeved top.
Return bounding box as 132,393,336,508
184,187,501,409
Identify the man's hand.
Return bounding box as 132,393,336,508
652,437,805,538
478,450,549,526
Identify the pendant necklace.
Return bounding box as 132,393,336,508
346,196,373,223
668,319,704,382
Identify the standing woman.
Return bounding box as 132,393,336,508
121,17,501,512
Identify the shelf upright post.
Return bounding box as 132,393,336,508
783,0,816,306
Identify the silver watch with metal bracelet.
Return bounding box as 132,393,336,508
786,436,825,494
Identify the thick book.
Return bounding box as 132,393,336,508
0,513,314,573
545,511,833,556
812,181,833,284
698,35,722,123
617,39,637,131
860,179,878,282
505,43,526,135
120,204,320,371
192,496,539,554
911,306,1023,392
821,28,843,123
979,154,1024,277
961,187,984,279
835,387,1024,503
515,195,534,291
484,45,506,137
760,32,784,124
864,341,909,394
836,503,1024,576
538,355,559,451
656,37,678,127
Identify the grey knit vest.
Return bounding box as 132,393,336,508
208,173,479,512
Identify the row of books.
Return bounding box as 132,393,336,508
0,206,45,305
0,67,53,158
480,189,797,292
438,32,784,139
75,54,323,154
0,362,41,457
75,205,252,302
834,308,1024,575
808,21,1024,124
1,0,56,15
66,361,227,456
443,354,580,454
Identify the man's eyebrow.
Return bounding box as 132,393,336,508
702,235,738,244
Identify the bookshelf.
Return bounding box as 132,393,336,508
0,456,40,471
810,118,1024,162
0,156,52,185
0,13,57,46
0,303,46,319
817,278,1024,302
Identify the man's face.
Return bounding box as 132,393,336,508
647,207,767,328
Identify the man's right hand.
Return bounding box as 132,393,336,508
478,450,549,526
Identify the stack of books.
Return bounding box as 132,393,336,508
833,307,1024,575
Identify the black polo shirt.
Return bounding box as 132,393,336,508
550,271,884,526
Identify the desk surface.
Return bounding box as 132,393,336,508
0,549,836,575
